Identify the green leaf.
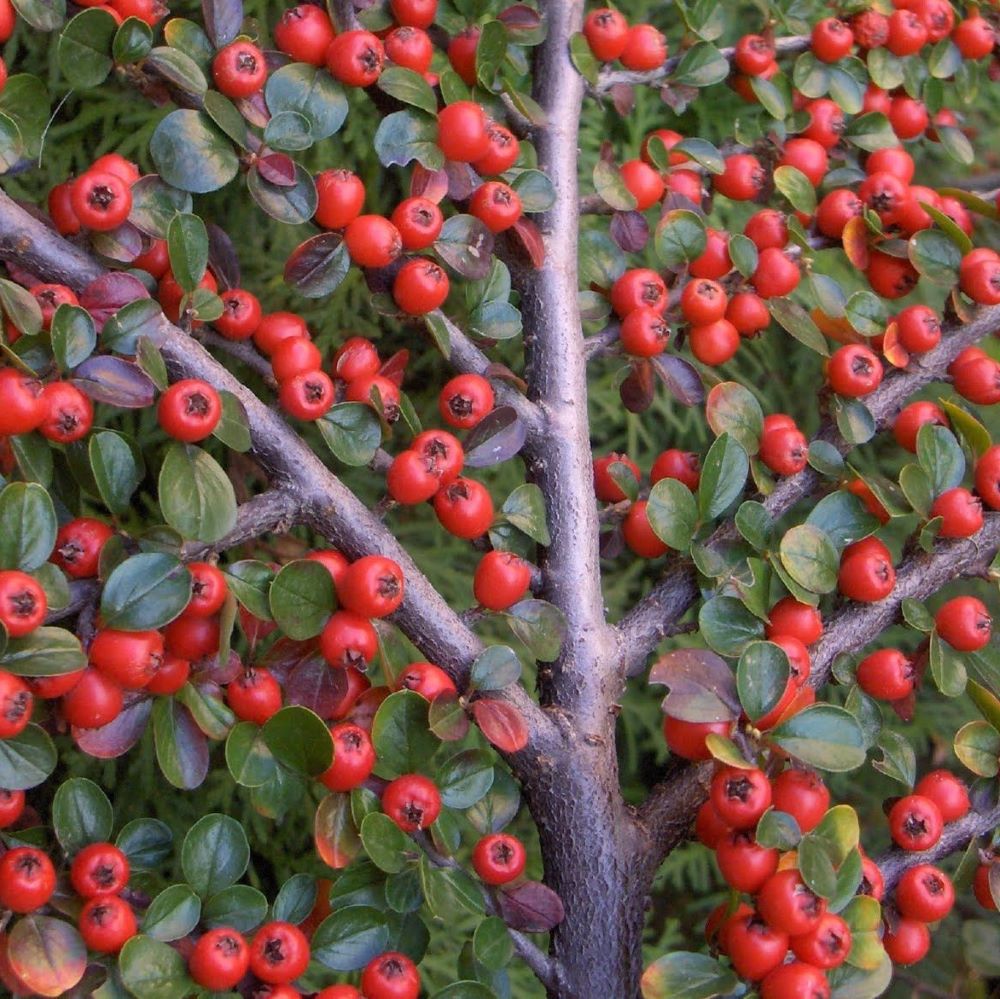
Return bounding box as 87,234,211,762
655,209,707,267
371,690,441,779
671,42,729,87
248,161,318,224
113,16,153,63
378,65,438,114
509,169,555,213
51,304,96,371
11,0,65,31
0,279,41,336
102,298,164,353
916,423,965,497
698,596,764,657
166,213,208,294
909,229,962,285
474,18,507,84
312,905,390,971
569,32,599,84
834,397,875,446
143,884,202,942
10,433,52,487
211,390,251,452
804,492,878,552
266,63,349,140
501,483,550,545
872,730,916,788
750,74,788,118
100,553,191,631
90,431,142,516
646,478,698,552
201,883,268,933
727,233,758,279
769,297,829,356
158,443,237,544
52,777,113,854
430,985,496,999
929,630,967,697
374,109,443,170
938,125,974,166
771,704,867,772
504,598,566,662
773,165,816,214
470,645,521,692
272,873,317,925
225,721,278,787
150,110,239,194
0,481,56,570
735,501,772,550
119,935,194,999
0,724,58,790
360,812,410,873
640,951,738,999
844,112,898,151
264,110,312,151
181,812,250,899
844,291,885,337
755,808,802,850
58,9,116,88
116,817,173,869
319,403,382,466
152,698,209,790
438,749,494,808
954,720,1000,777
593,159,636,212
899,462,932,516
224,560,274,620
262,705,333,776
473,916,513,971
268,560,335,640
0,626,86,676
144,46,207,95
698,433,748,521
737,641,790,722
673,137,723,174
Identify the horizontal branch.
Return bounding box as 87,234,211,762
878,802,1000,894
0,187,563,775
197,330,277,385
616,301,1000,677
809,514,1000,687
593,35,811,95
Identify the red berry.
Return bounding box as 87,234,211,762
469,181,522,233
274,4,336,65
391,197,443,250
889,794,944,850
882,917,930,965
226,668,282,725
827,344,882,397
249,921,310,984
326,30,385,87
315,170,366,230
61,669,123,729
361,952,421,999
212,41,267,98
70,842,130,898
622,499,668,558
710,767,772,829
189,928,250,991
661,715,731,760
0,570,46,638
0,848,56,913
583,7,628,61
215,288,262,340
395,662,456,701
393,258,450,314
344,214,402,268
914,769,970,823
716,831,779,893
812,17,854,61
771,768,830,832
71,171,132,231
279,370,335,421
760,962,831,999
929,487,983,538
472,833,527,885
650,449,699,491
474,122,521,175
935,595,991,651
893,401,948,452
384,26,433,73
689,318,740,365
320,611,378,669
446,26,479,84
619,159,664,211
433,477,494,539
390,0,436,28
856,647,914,700
816,189,862,238
473,550,531,610
0,787,25,828
158,379,222,442
620,23,667,70
270,337,323,383
757,868,826,936
715,154,765,201
975,864,998,910
382,774,440,832
79,895,137,954
896,864,954,922
752,248,800,298
725,912,789,981
337,555,404,618
0,368,45,436
954,16,995,59
766,598,822,646
778,137,828,187
436,101,490,163
838,537,895,602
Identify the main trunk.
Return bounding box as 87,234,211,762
522,743,649,999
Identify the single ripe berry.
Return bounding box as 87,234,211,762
935,595,991,651
382,774,441,832
827,344,882,397
361,952,421,999
889,794,944,851
472,833,527,885
436,101,490,163
856,648,914,701
896,864,954,922
469,181,523,233
439,373,494,429
757,868,826,936
188,927,251,991
78,895,138,954
393,258,450,314
315,169,367,230
583,7,628,61
249,921,311,985
0,847,56,913
337,555,405,618
158,379,222,442
70,171,132,231
0,670,33,739
838,537,895,602
70,842,130,898
914,769,970,823
320,723,376,792
473,550,531,610
929,487,983,538
0,570,46,638
212,41,267,99
771,768,829,832
326,30,385,87
709,767,771,829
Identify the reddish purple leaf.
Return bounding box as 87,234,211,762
260,637,321,681
620,360,654,413
192,650,243,686
463,406,526,468
510,217,545,268
650,354,705,407
498,881,565,931
91,222,144,263
207,222,241,290
610,83,635,116
72,356,156,408
610,210,649,253
471,698,528,753
498,4,541,30
428,690,470,742
445,162,478,202
286,657,349,717
74,697,152,758
599,527,625,559
80,273,150,330
257,153,298,187
238,91,270,129
410,164,449,203
649,648,741,723
201,0,243,48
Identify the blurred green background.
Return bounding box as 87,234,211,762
5,0,1000,993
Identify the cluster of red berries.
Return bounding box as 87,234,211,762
0,366,94,446
0,840,137,953
583,8,668,71
49,153,138,236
